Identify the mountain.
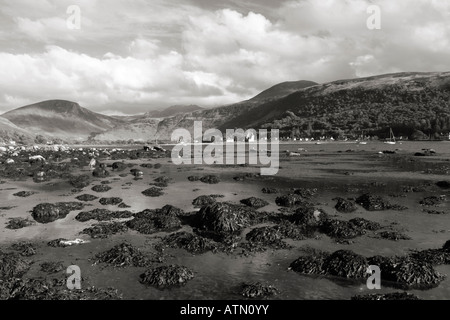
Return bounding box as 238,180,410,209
2,100,125,141
145,105,204,118
0,116,35,144
254,72,450,139
151,80,318,140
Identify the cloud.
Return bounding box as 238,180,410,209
0,0,450,114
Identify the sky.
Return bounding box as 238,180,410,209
0,0,450,115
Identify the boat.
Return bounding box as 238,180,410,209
384,128,396,145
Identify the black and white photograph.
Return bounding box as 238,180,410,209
0,0,450,310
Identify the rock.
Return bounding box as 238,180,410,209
241,282,279,298
118,203,131,208
0,252,31,279
370,255,445,290
31,202,85,223
130,169,144,177
275,194,305,207
322,250,369,278
243,226,289,250
293,188,318,198
75,194,99,202
5,217,35,230
374,231,411,241
9,242,37,256
47,238,88,248
75,208,132,222
162,232,216,254
142,186,164,197
290,253,328,275
240,197,269,209
92,168,109,178
126,208,182,234
112,162,127,171
334,197,357,213
139,265,194,288
154,163,162,169
13,191,37,197
0,277,122,300
351,292,420,300
200,175,220,184
196,202,254,237
69,175,91,189
291,205,327,227
40,261,64,274
140,163,153,168
261,187,279,194
99,197,123,206
91,185,112,193
419,195,446,206
436,181,450,189
192,195,218,207
81,222,128,239
356,193,392,211
94,243,152,267
320,219,365,239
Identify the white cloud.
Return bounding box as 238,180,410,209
1,0,450,114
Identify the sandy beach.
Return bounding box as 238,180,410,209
1,140,450,300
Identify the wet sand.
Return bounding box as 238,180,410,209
1,141,450,300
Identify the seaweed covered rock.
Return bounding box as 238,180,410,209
126,208,182,234
192,195,218,207
13,191,37,198
75,194,98,202
81,222,128,239
200,175,220,184
94,243,152,267
162,232,216,254
348,218,381,231
241,282,279,298
187,176,200,181
293,188,318,199
92,168,109,178
262,187,279,194
275,194,305,207
351,292,420,300
419,195,446,206
142,186,164,197
40,261,64,274
32,202,85,223
6,217,35,229
289,252,328,275
322,250,369,278
99,197,123,206
9,242,37,256
291,205,327,227
436,181,450,189
91,185,112,193
374,231,411,241
0,277,122,300
75,208,133,222
130,169,144,178
112,162,127,171
371,256,445,289
139,265,194,288
320,219,366,239
242,226,290,251
0,252,31,279
334,198,357,213
356,193,392,211
196,202,254,237
69,174,91,189
240,197,269,209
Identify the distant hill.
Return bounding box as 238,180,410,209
145,105,204,118
2,100,125,141
0,116,35,144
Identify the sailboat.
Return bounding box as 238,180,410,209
384,128,396,145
